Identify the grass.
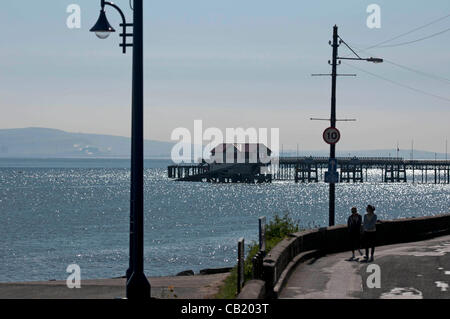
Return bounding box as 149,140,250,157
214,213,299,299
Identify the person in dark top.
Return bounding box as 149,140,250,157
347,207,363,260
363,204,378,262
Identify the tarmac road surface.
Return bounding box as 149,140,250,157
279,235,450,299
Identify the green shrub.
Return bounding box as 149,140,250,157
266,213,299,241
214,213,300,299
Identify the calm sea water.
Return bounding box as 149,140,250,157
0,158,449,282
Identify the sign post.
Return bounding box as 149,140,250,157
237,238,245,294
325,158,339,183
258,217,266,253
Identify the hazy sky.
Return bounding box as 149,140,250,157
0,0,449,152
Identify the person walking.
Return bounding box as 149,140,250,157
347,207,363,260
363,205,377,262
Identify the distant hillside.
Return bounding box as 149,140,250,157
0,127,446,160
0,127,174,158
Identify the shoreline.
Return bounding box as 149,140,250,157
0,271,231,299
0,266,233,285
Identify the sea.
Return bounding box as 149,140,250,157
0,158,449,283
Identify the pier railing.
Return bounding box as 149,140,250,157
168,157,450,184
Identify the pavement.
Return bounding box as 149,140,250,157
0,273,229,299
279,234,450,299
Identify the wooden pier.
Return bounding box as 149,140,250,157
167,162,272,183
168,156,450,184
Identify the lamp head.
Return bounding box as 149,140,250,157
367,57,383,64
90,10,115,39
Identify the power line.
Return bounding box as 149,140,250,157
375,27,450,48
349,46,450,85
340,13,450,58
383,59,450,85
342,62,450,103
326,17,450,104
364,13,450,50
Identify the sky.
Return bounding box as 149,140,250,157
0,0,449,153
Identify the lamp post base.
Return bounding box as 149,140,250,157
125,267,133,281
126,272,151,299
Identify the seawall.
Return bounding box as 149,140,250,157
237,213,450,299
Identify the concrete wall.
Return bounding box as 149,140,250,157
236,280,266,299
238,213,450,299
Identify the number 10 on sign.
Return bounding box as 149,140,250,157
323,127,341,145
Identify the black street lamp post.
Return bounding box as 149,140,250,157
90,0,150,299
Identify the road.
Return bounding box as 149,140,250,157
279,235,450,299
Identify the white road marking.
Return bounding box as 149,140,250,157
435,281,448,292
380,287,423,299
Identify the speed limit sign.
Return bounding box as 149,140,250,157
323,127,341,144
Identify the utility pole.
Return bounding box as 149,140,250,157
446,139,448,161
311,25,382,227
328,25,338,227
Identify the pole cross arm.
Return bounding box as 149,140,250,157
312,73,357,77
310,118,357,121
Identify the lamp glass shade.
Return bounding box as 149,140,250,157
90,10,115,39
95,32,112,39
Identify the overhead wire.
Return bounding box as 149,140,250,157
374,27,450,48
334,17,450,102
364,13,450,50
342,62,450,103
348,45,450,86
